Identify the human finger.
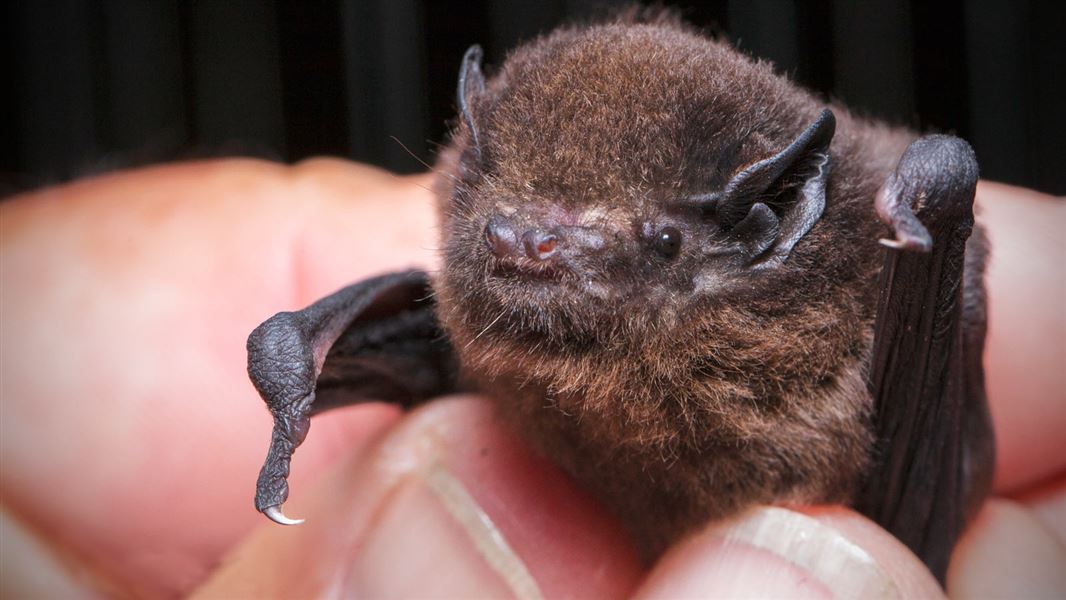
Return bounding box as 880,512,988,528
1018,476,1066,546
192,396,642,599
634,505,943,599
947,496,1066,598
975,182,1066,493
0,158,435,595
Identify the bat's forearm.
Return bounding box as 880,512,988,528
858,135,991,583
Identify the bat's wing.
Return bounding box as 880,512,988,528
246,269,460,524
855,136,994,584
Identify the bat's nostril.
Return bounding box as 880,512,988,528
484,217,520,258
522,230,559,261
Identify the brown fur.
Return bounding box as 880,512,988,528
432,13,926,557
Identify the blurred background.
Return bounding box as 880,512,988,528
2,0,1063,197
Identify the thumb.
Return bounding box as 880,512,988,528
192,396,642,599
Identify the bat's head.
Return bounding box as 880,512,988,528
436,21,863,362
432,20,882,545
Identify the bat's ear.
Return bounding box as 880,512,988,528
703,109,835,266
458,45,487,162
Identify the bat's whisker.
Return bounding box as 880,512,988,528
465,309,506,349
390,136,461,185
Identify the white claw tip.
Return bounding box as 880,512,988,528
879,237,932,252
263,505,305,526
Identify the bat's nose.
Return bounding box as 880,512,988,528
484,216,520,258
521,229,559,261
484,217,561,262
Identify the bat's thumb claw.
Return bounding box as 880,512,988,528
263,504,305,526
875,178,934,253
878,236,931,252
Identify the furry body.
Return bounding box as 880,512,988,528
431,17,971,556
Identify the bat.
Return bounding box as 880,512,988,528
246,12,993,584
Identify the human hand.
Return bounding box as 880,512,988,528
1,159,1063,597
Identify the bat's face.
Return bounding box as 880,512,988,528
433,25,877,511
437,24,842,353
440,177,759,346
429,24,885,558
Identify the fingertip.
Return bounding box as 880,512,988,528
948,499,1066,598
195,396,642,599
975,183,1066,492
353,396,643,598
635,506,943,599
800,507,943,598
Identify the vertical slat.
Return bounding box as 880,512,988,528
422,1,491,160
963,0,1029,188
6,0,103,182
910,1,969,137
186,0,286,157
275,1,348,160
1029,2,1066,195
793,2,835,94
727,0,800,79
1,3,23,191
341,0,428,173
832,0,915,124
100,0,189,164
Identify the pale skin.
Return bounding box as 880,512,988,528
1,158,1063,598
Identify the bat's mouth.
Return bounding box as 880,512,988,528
489,260,569,283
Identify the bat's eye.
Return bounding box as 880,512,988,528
654,226,682,259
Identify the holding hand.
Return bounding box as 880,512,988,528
1,159,1063,597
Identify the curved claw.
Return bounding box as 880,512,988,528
875,177,933,253
878,236,927,251
263,504,305,526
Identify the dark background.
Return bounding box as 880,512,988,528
2,0,1063,197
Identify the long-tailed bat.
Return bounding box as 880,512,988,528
246,12,993,584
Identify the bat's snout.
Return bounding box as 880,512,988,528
484,215,562,263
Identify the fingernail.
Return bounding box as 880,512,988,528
346,462,544,599
637,506,900,599
717,507,899,598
